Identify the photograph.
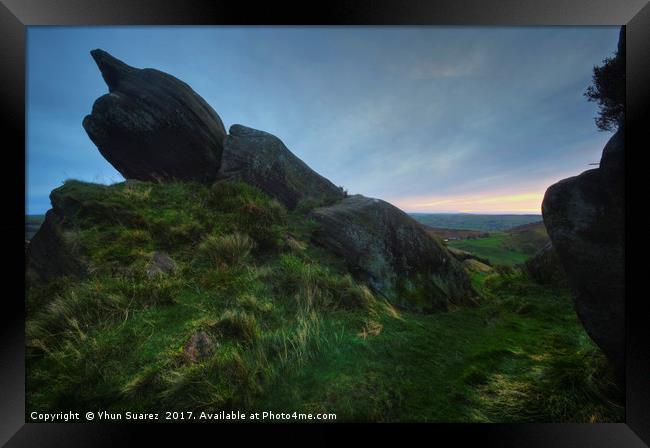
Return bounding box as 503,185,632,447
24,25,626,423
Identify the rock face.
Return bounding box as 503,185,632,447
26,209,86,284
218,125,345,210
310,195,475,312
523,243,566,286
542,128,624,374
83,49,227,183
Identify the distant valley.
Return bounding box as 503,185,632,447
410,213,542,232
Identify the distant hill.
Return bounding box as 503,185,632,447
422,225,488,241
410,213,542,232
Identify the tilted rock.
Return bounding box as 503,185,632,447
218,125,345,210
83,49,227,183
310,195,475,312
542,128,624,374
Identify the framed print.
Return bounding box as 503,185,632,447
2,0,648,446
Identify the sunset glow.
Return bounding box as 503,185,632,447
393,191,545,214
26,27,618,215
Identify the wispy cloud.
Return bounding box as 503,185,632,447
26,26,620,215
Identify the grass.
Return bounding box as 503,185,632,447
447,222,549,266
26,180,622,422
449,233,529,265
255,272,623,422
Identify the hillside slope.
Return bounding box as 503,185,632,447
25,180,622,421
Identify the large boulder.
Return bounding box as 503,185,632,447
310,195,475,312
218,125,345,210
82,49,227,183
542,128,624,374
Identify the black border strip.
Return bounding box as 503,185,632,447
2,0,649,446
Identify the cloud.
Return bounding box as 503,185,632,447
26,26,620,215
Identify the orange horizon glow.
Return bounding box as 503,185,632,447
393,191,545,214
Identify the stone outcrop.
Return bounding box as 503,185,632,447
523,243,566,286
218,125,345,210
310,195,475,312
83,49,227,183
542,128,624,374
26,208,86,284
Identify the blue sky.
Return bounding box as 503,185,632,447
26,26,619,214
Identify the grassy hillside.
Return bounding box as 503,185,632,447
26,181,621,421
448,222,549,266
449,234,529,265
258,273,622,422
411,213,542,232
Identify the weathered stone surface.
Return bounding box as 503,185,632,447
542,128,624,374
26,208,86,284
523,243,566,286
183,330,215,363
146,251,178,278
218,125,345,210
83,49,227,183
310,195,475,312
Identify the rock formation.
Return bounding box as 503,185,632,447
523,243,566,286
83,49,227,183
29,49,474,315
310,195,475,312
542,127,624,374
218,125,345,210
26,206,87,284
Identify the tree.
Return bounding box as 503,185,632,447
584,27,625,132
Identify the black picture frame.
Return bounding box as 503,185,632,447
2,0,648,446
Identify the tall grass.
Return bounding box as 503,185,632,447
197,232,255,267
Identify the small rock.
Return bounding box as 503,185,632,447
146,251,177,278
183,330,215,363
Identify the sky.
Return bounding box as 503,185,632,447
26,26,620,215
